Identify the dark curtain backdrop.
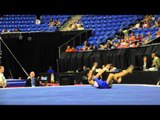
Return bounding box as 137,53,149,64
1,31,91,79
59,44,160,72
75,52,84,70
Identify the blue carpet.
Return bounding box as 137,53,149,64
0,84,160,105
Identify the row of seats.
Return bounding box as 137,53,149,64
0,17,35,21
80,15,143,47
41,15,70,24
82,15,143,20
0,15,159,47
41,15,70,19
0,24,56,28
155,15,160,19
83,20,134,25
0,26,57,32
82,15,142,20
0,15,70,32
132,27,159,36
0,21,35,24
132,27,159,32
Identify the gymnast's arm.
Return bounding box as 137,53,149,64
88,63,100,85
94,64,111,79
87,69,94,85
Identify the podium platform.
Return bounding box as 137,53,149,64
6,79,26,87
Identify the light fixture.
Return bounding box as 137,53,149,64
27,36,32,41
19,33,23,40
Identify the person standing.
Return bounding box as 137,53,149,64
0,66,7,88
47,66,54,83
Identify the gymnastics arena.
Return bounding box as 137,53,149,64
0,14,160,106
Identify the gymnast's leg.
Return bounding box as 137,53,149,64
106,65,134,86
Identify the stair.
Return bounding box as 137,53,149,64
59,15,82,31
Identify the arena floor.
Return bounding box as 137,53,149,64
0,84,160,105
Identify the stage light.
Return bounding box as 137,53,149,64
28,36,32,41
19,34,23,40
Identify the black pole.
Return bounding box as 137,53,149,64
0,36,29,77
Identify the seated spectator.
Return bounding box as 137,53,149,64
124,34,129,42
49,19,55,27
77,24,84,30
135,34,142,43
107,40,113,50
65,46,76,52
131,42,137,48
26,71,40,87
140,33,145,43
83,41,90,51
143,20,149,28
139,21,144,28
55,19,61,27
77,20,84,30
124,42,130,48
70,47,76,52
36,16,41,25
113,42,119,49
142,56,150,71
82,66,90,74
67,23,74,31
143,32,153,44
117,29,124,39
65,46,71,52
14,27,20,32
71,24,78,30
155,17,160,27
148,53,160,71
117,42,122,49
136,41,140,47
134,20,140,29
122,29,129,35
119,39,126,48
128,32,135,42
148,15,155,27
156,27,160,38
82,65,90,81
39,74,48,86
99,41,108,50
2,28,9,33
92,45,97,51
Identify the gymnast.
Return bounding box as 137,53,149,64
87,63,134,89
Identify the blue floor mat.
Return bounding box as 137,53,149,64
0,84,160,105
